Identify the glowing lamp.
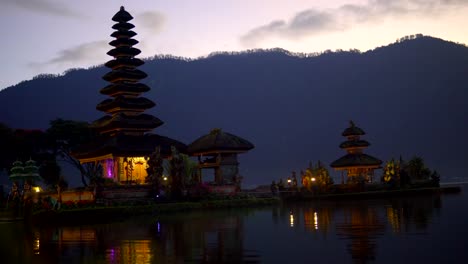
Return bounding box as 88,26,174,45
163,176,168,181
34,186,41,193
311,177,316,182
287,179,292,183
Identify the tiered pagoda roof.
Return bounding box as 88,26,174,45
9,159,40,181
9,160,24,180
331,121,382,169
73,6,186,161
93,6,162,135
73,133,187,162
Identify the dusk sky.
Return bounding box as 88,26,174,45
1,0,468,90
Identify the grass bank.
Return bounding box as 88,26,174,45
31,197,279,225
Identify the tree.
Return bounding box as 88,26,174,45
405,156,431,181
39,160,61,187
314,161,333,187
46,118,97,187
0,123,16,170
382,159,401,188
169,146,185,200
431,170,440,187
302,161,333,191
146,147,164,196
181,154,197,186
1,124,55,183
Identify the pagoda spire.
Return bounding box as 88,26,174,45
330,121,382,183
94,6,163,136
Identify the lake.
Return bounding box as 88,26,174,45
1,185,467,263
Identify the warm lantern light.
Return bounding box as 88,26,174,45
34,238,40,254
34,186,41,193
314,212,318,230
34,231,40,254
290,213,294,227
287,179,292,183
311,177,316,182
163,176,168,181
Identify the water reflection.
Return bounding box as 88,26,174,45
303,208,332,234
0,194,450,263
384,195,441,233
335,206,384,263
105,240,152,264
19,211,260,264
282,195,442,263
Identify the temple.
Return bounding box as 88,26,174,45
188,129,254,188
73,7,186,184
330,121,382,183
9,159,40,183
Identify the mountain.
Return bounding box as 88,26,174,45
1,36,467,187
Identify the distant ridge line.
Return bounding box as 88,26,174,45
2,34,465,91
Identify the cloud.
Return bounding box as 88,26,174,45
241,0,468,46
30,40,109,69
135,11,166,34
1,0,83,18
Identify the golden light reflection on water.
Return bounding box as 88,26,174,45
314,212,318,230
106,240,153,264
286,198,438,263
336,207,385,262
60,228,96,242
386,206,402,233
303,208,332,233
33,231,40,255
304,210,315,231
31,214,259,264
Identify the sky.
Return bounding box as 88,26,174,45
1,0,468,90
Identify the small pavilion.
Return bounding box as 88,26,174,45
9,159,41,199
9,160,41,184
187,129,254,187
330,121,382,183
72,7,186,184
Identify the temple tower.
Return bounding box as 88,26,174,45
73,7,186,185
330,121,382,183
94,6,163,136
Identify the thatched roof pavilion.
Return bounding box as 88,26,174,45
188,129,254,188
188,128,254,155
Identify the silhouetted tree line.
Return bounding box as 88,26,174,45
0,122,66,189
0,119,102,189
396,34,425,43
144,47,363,63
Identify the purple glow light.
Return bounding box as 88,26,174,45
106,159,113,178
